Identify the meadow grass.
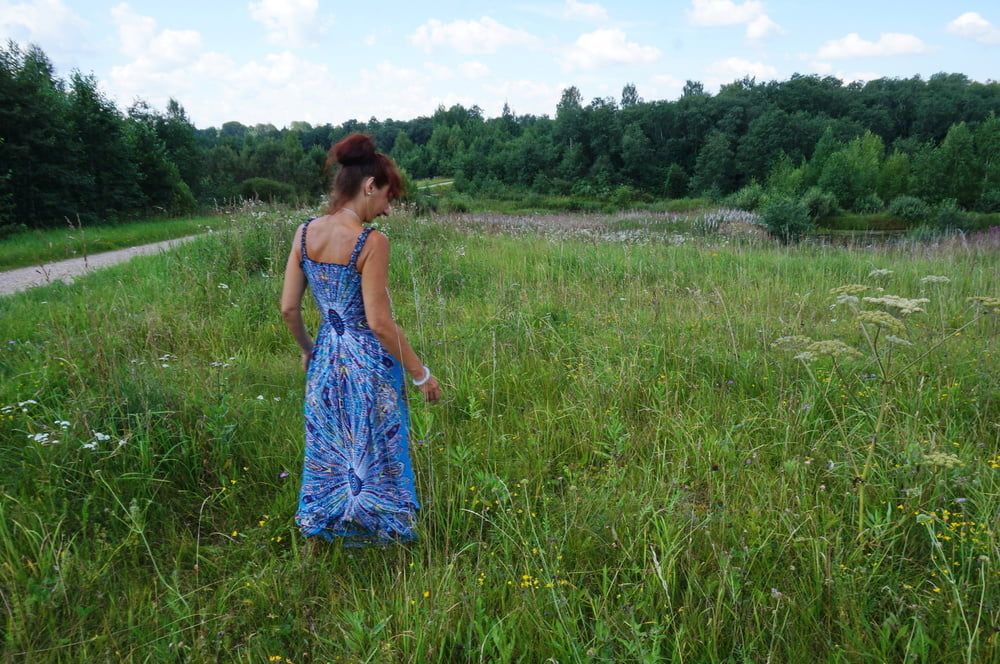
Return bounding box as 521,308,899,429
1,205,997,662
0,215,230,271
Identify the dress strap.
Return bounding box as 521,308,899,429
300,217,316,263
348,227,373,269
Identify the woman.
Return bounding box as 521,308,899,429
280,133,441,548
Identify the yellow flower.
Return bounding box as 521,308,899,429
423,590,430,598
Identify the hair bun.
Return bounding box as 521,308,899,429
333,133,377,166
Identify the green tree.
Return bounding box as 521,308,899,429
690,130,735,196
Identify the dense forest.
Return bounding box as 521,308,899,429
2,41,999,231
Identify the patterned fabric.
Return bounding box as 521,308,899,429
294,218,421,547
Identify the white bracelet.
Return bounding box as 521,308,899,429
411,365,431,386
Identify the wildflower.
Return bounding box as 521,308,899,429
771,335,812,351
117,439,127,447
923,452,963,469
770,587,784,600
884,335,912,347
806,340,863,360
55,420,70,428
423,590,430,598
278,471,289,479
28,432,50,443
920,275,950,285
967,296,1000,315
92,431,111,442
862,295,929,315
256,395,265,400
857,310,906,335
793,351,817,362
868,268,893,278
218,283,230,290
82,441,97,450
833,294,860,308
830,284,868,296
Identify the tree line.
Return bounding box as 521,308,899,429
2,41,999,232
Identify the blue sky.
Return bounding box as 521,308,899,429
2,0,998,129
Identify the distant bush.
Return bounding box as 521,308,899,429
441,192,471,213
801,186,838,221
611,185,637,209
761,196,813,243
935,198,969,230
854,192,884,214
239,177,296,204
726,182,766,211
979,189,1000,213
888,195,931,224
664,164,689,199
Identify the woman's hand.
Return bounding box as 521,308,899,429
418,375,441,403
301,348,314,371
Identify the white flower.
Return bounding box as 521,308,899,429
92,432,111,442
161,363,170,368
834,294,859,307
18,400,38,407
273,396,281,401
794,351,817,362
256,395,265,400
29,432,50,442
82,441,98,450
884,335,913,346
920,275,950,285
218,283,230,290
117,439,127,447
868,268,893,278
55,420,71,428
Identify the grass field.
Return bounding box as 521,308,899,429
1,205,998,661
0,215,229,271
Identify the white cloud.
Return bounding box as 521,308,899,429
484,79,565,116
563,0,609,22
248,0,327,47
111,4,201,68
459,61,490,79
561,28,661,70
946,12,1000,45
816,32,928,59
809,61,833,74
363,34,376,47
706,57,778,87
410,17,540,54
0,0,88,54
746,14,782,40
688,0,782,40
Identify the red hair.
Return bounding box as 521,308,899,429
325,133,403,214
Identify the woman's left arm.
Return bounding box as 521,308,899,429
280,224,313,365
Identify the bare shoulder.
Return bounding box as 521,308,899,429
357,229,389,272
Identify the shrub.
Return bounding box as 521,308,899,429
979,189,1000,213
854,192,884,214
888,195,931,224
664,164,689,199
934,198,969,230
726,182,766,211
611,185,637,209
801,186,838,221
239,177,296,204
761,196,813,243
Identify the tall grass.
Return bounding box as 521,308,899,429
1,206,997,661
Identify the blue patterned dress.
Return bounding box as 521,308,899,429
294,218,421,547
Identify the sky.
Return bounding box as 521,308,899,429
2,0,998,129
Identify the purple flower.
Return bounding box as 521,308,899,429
954,497,967,504
278,471,289,479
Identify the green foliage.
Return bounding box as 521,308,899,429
761,196,813,243
239,177,296,204
934,198,969,230
854,192,884,214
801,186,838,221
664,164,689,199
979,189,1000,213
690,130,735,196
818,131,884,211
765,153,805,197
726,181,766,211
877,151,911,202
888,195,931,224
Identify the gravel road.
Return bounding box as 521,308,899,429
0,235,199,297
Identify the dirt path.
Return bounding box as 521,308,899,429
0,235,200,297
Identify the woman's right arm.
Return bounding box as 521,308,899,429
360,231,441,402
